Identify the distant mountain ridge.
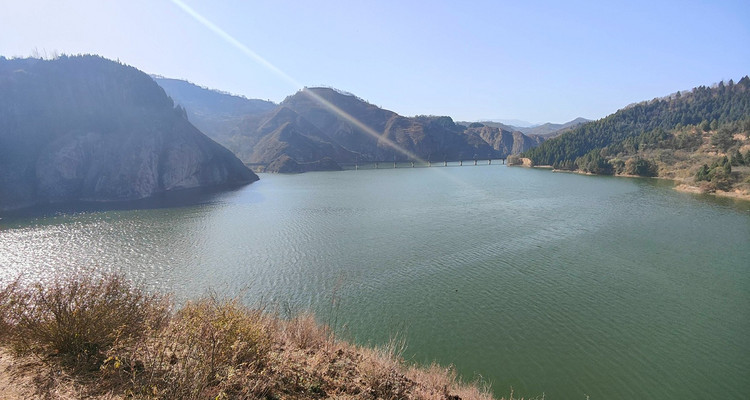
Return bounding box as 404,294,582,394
157,82,545,172
0,56,257,211
457,118,590,138
517,117,591,138
152,76,276,142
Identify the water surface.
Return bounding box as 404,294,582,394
2,166,748,399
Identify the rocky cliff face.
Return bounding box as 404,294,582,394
472,125,544,155
0,56,257,211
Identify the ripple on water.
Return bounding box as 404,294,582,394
0,168,748,400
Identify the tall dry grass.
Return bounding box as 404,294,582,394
0,273,516,400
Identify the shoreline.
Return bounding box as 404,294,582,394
514,164,750,202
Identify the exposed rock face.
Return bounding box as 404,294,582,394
0,56,257,211
471,125,544,155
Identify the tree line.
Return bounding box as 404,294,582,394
523,76,750,171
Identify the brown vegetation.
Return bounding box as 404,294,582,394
0,273,514,400
633,126,750,199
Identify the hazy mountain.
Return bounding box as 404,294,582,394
236,87,544,171
516,117,591,138
0,55,257,211
456,120,519,132
457,118,590,139
489,119,539,128
152,82,546,172
153,76,276,144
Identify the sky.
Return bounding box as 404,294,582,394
1,0,748,124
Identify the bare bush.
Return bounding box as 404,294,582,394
1,273,169,369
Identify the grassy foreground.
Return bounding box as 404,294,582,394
0,273,511,400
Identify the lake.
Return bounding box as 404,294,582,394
1,165,749,400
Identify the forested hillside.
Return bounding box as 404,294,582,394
524,77,750,167
519,77,750,197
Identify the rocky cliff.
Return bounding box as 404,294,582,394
0,55,258,211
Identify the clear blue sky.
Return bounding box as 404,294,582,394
1,0,748,124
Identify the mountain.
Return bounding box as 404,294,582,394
278,88,500,160
523,78,750,167
471,125,544,155
489,118,539,128
519,77,750,196
248,106,359,167
457,118,590,139
152,76,275,143
219,87,544,171
0,55,258,211
456,120,519,132
516,117,591,138
154,82,546,172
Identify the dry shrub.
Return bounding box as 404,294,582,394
2,274,504,400
407,363,495,400
358,338,415,400
0,273,168,369
119,296,272,399
0,277,21,340
284,313,329,350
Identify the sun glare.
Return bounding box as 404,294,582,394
169,0,425,163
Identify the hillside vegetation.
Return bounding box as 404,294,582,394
0,273,509,400
521,77,750,196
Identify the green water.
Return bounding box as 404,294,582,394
1,166,749,399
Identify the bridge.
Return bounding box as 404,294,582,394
245,158,507,171
339,158,507,170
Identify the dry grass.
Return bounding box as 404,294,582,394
0,273,520,400
619,127,750,199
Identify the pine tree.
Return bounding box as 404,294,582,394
731,149,745,166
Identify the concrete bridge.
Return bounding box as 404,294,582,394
245,158,507,171
339,158,506,170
